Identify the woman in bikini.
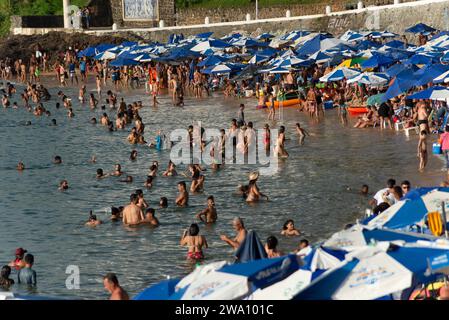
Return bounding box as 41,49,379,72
180,223,208,261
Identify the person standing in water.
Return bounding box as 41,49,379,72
295,123,309,145
103,273,129,300
246,171,269,202
195,195,217,223
220,217,247,250
275,126,289,158
267,92,276,121
180,223,208,260
417,130,428,172
176,181,189,207
122,193,144,226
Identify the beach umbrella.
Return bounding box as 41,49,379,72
346,72,389,85
231,65,262,81
169,255,301,300
404,54,435,66
197,55,225,67
323,224,440,252
257,33,274,40
294,241,449,300
360,54,395,69
195,31,214,39
296,35,343,56
365,187,449,231
367,93,386,106
368,31,398,39
384,40,407,49
203,64,232,74
109,57,139,67
93,51,116,61
412,64,449,86
133,278,181,300
441,51,449,63
308,51,332,63
405,23,437,35
338,57,367,68
190,39,231,52
381,69,418,102
407,86,449,100
319,67,361,82
434,69,449,83
248,54,270,65
235,230,267,263
385,63,419,78
77,46,97,58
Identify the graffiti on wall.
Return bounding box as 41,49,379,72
123,0,158,20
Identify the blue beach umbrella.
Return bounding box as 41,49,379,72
361,54,395,69
381,70,418,102
407,86,449,100
197,55,225,67
257,33,274,40
365,187,449,231
319,67,361,82
109,57,139,67
413,64,449,86
235,230,267,263
169,255,301,300
195,31,214,39
133,278,181,300
190,39,232,52
323,224,440,251
346,72,389,86
405,23,437,35
294,242,449,300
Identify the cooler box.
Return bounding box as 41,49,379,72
324,101,334,110
433,143,442,155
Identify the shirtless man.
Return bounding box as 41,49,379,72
416,101,429,133
176,181,189,207
103,273,129,300
193,69,202,98
196,196,217,224
306,87,317,118
220,217,247,249
122,193,144,226
85,211,102,227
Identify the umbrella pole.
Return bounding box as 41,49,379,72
442,201,448,239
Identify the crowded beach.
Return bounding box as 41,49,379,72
3,22,449,300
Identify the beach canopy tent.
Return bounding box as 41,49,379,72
168,255,301,300
319,67,361,82
235,230,267,263
133,278,181,300
407,86,449,101
346,72,389,86
109,57,139,67
293,241,449,300
364,187,449,232
405,23,437,35
323,224,441,252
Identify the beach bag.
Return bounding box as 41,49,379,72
433,143,442,155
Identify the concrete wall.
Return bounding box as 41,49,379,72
80,0,449,42
175,0,415,25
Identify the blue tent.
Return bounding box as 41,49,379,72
405,23,437,34
235,230,267,263
361,54,395,69
133,278,181,300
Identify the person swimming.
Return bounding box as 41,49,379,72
85,211,102,227
176,181,189,207
162,160,177,176
59,179,69,191
119,175,133,183
281,219,300,236
130,150,137,161
53,156,62,164
245,171,269,202
159,197,168,208
144,176,153,189
16,161,25,171
139,208,159,227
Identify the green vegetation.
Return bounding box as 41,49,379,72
176,0,321,9
0,0,88,37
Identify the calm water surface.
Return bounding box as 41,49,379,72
0,85,444,299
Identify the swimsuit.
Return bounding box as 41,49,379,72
187,251,204,260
